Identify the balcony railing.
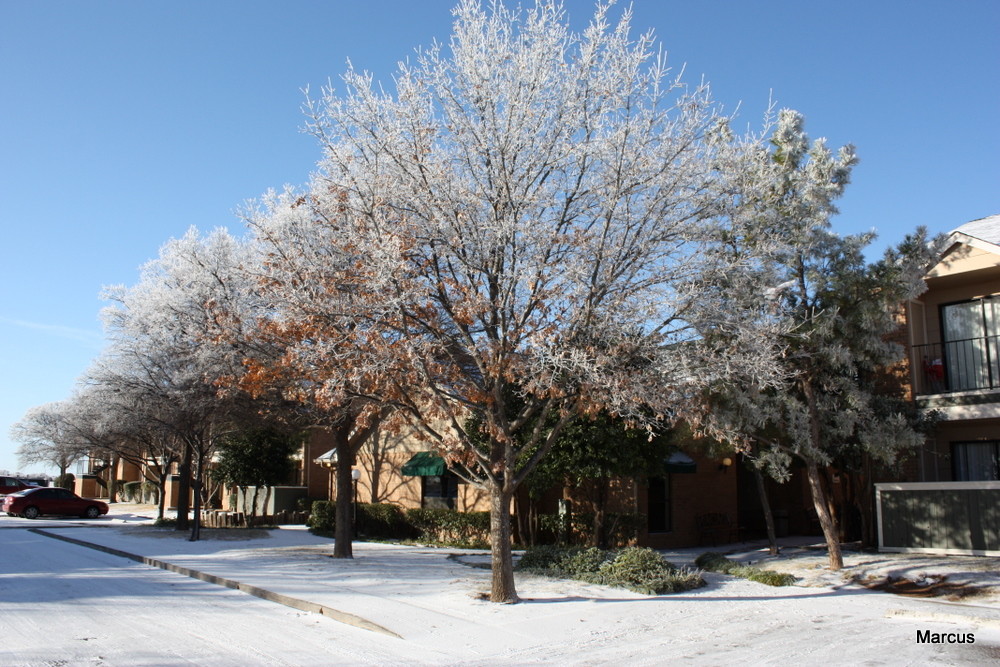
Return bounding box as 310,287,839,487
913,335,1000,396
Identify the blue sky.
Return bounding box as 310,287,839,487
1,0,997,475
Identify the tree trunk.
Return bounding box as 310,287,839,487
262,485,272,521
489,482,518,603
806,462,843,570
108,454,120,503
250,485,260,525
176,443,192,531
853,455,877,548
592,476,609,549
241,485,251,518
332,430,356,559
369,428,382,503
189,472,202,542
370,457,382,503
753,465,779,556
514,494,526,548
801,379,843,570
527,496,538,547
157,471,168,521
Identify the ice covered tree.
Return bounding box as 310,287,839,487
258,0,783,601
68,382,183,519
708,109,940,569
98,227,260,540
11,402,87,478
239,192,398,558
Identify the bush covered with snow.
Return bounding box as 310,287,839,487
517,545,704,595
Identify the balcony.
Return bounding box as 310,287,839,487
912,336,1000,397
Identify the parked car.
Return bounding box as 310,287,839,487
0,476,34,496
3,487,109,519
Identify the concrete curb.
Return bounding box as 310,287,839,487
30,528,403,639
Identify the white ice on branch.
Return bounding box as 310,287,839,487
248,0,802,602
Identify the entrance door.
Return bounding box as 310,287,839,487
646,476,671,533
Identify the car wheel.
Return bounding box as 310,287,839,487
83,506,101,519
22,506,39,519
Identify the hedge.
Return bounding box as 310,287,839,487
307,502,486,545
537,511,645,547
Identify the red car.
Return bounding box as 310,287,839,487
3,487,109,519
0,476,34,496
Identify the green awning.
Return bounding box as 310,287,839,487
401,451,446,476
664,451,697,474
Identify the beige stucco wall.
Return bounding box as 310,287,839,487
309,424,492,513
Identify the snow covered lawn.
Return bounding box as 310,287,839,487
6,512,998,665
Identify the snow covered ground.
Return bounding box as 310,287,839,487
2,504,999,665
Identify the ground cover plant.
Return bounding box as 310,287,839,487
695,552,797,586
517,545,705,595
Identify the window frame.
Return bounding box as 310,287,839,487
939,295,1000,391
951,440,1000,481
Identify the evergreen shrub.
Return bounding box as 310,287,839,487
141,481,159,503
517,545,705,595
308,500,336,532
405,508,490,547
562,547,611,576
694,552,737,573
306,501,490,545
515,544,570,571
694,552,796,586
297,496,323,513
123,481,143,502
738,567,797,587
357,503,412,539
537,512,645,547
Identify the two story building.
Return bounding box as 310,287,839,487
906,214,1000,482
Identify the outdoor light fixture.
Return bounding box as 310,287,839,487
718,457,733,472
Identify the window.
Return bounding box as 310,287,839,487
941,296,1000,391
421,471,459,509
952,441,1000,481
646,475,672,533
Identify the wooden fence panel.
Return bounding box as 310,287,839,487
876,482,1000,556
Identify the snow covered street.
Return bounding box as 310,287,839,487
2,509,1000,665
0,526,405,665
